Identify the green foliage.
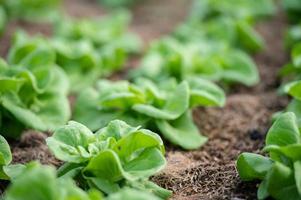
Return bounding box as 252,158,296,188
4,162,103,200
3,161,162,200
0,35,70,138
189,0,275,21
74,78,225,149
46,120,171,199
130,38,259,86
175,0,275,53
0,0,61,34
3,0,61,22
11,11,141,92
237,112,301,199
53,11,140,92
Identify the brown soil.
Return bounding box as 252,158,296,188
0,1,289,199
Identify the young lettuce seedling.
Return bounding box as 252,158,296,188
237,112,301,200
4,161,162,200
130,38,259,87
46,120,172,199
74,78,225,149
0,37,70,138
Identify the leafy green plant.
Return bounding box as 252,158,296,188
4,161,104,200
74,78,225,149
176,0,275,53
237,112,301,199
46,120,171,199
0,34,70,138
53,11,141,54
10,11,141,92
12,11,141,93
130,38,259,86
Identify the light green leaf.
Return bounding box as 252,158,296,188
236,20,264,53
0,135,12,166
46,121,95,163
236,153,273,181
106,188,161,200
133,81,189,120
123,147,166,178
188,77,225,107
156,111,207,149
294,161,301,196
266,162,299,200
285,80,301,101
84,150,125,182
266,112,300,147
221,50,259,86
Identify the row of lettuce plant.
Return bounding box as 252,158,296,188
0,0,279,199
236,2,301,199
91,0,274,150
0,121,170,199
0,11,141,138
130,0,275,86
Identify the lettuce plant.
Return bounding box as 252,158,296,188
176,0,275,53
74,78,225,149
4,161,104,200
189,0,275,22
237,112,301,199
12,11,141,92
175,16,265,53
0,34,70,138
46,120,171,199
53,11,141,54
130,38,259,86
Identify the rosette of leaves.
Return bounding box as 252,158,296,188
175,16,265,53
52,11,141,92
53,11,141,55
74,78,225,149
236,112,301,199
130,38,259,86
176,0,275,53
189,0,275,22
46,120,171,199
4,161,104,200
4,161,162,200
0,33,70,138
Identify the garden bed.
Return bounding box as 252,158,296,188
0,0,292,199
